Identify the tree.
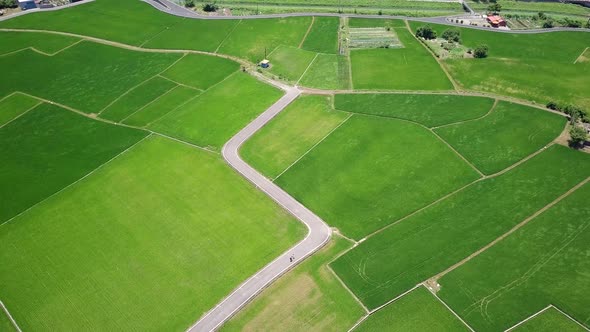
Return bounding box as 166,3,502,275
569,125,588,148
537,12,546,20
0,0,17,9
487,3,501,13
473,44,489,58
202,3,218,11
184,0,195,8
542,19,554,29
415,25,437,40
441,28,461,43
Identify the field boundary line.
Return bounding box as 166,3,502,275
149,70,239,125
119,84,179,123
551,305,590,331
157,74,204,91
0,91,18,103
143,90,203,127
0,100,42,130
346,314,369,332
0,47,30,57
151,132,219,154
298,16,316,48
328,264,370,313
32,39,84,56
404,20,460,91
430,175,590,282
485,143,555,179
0,300,22,332
431,98,498,130
504,305,552,332
273,112,352,181
430,129,485,177
0,134,151,228
426,286,476,331
297,52,319,84
139,21,181,48
573,47,588,64
215,19,242,54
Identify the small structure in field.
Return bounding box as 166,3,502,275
486,15,507,28
18,0,38,10
260,59,270,68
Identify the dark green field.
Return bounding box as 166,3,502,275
332,145,590,309
335,93,495,127
435,101,566,174
301,17,340,54
512,307,586,332
0,103,146,223
276,114,480,239
439,182,590,331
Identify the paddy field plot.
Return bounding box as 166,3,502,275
354,286,469,332
299,54,351,90
143,19,240,52
0,135,304,331
438,181,590,331
300,17,340,54
241,95,349,179
217,17,312,62
511,307,586,332
0,308,18,332
0,40,180,114
0,31,79,55
350,28,453,90
348,18,409,29
268,46,317,82
435,101,566,175
222,236,364,332
0,102,146,224
276,115,480,239
334,93,495,127
122,86,200,127
348,27,402,49
411,22,590,109
99,76,177,122
150,72,282,150
160,54,239,90
331,145,590,310
0,0,179,46
0,93,40,126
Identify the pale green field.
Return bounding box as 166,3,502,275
241,95,348,179
150,72,283,150
268,46,317,82
222,236,365,332
299,54,352,90
354,286,469,332
512,307,586,332
0,93,40,126
160,54,239,90
123,86,200,127
0,135,304,331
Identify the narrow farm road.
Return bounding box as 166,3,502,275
186,86,332,332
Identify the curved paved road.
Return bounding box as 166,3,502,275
186,86,332,332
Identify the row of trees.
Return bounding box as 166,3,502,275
0,0,17,10
547,101,589,147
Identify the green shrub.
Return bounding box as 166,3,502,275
202,3,218,11
473,44,489,58
441,28,461,43
569,125,588,147
416,25,437,40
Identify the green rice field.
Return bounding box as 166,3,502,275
301,17,340,54
0,135,304,331
123,86,200,127
0,103,146,224
511,307,586,332
435,101,566,174
268,45,317,82
299,54,351,90
241,95,348,179
276,114,480,239
331,145,590,309
160,54,239,90
350,27,453,90
354,286,469,332
334,93,495,127
0,93,40,126
0,31,79,55
150,72,283,150
439,181,590,331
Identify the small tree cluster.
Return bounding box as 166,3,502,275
0,0,17,9
184,0,195,8
202,2,219,12
560,17,583,28
487,3,501,13
547,102,588,123
441,28,461,43
473,44,489,58
569,125,588,148
415,25,436,40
